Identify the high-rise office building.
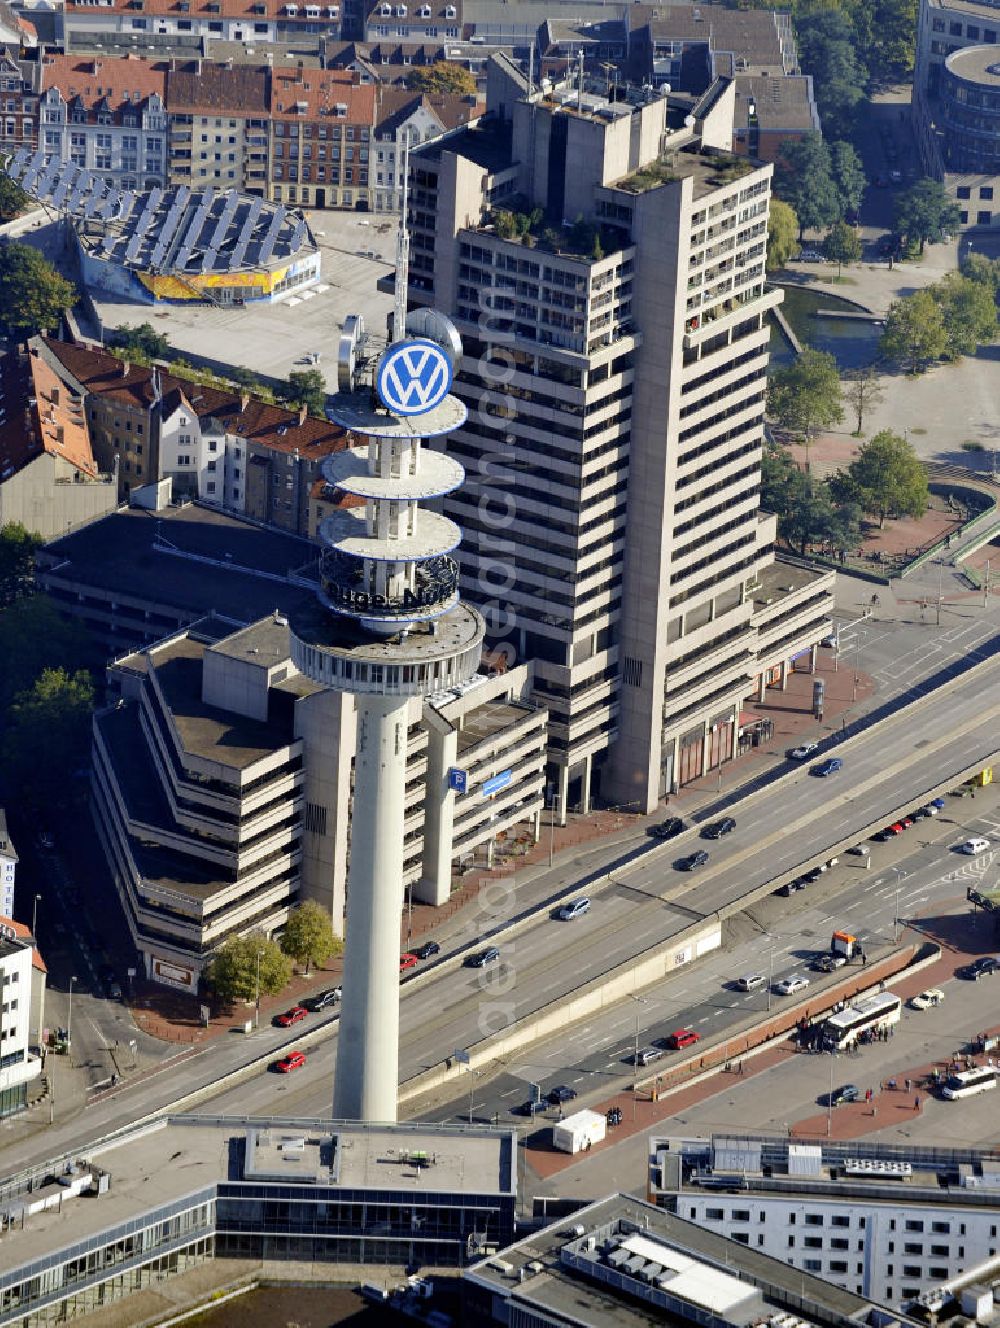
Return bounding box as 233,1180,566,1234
409,66,833,817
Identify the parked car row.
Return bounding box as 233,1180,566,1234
775,857,840,897
873,798,944,841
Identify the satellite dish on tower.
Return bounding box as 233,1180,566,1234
337,313,366,393
405,308,463,368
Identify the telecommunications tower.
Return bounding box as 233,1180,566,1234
291,296,483,1121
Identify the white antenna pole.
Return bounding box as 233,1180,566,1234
528,39,534,94
392,132,410,345
578,49,584,109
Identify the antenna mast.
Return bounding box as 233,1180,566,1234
392,132,410,345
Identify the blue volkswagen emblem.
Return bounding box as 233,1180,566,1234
376,339,453,417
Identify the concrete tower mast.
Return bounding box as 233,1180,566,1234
292,310,483,1123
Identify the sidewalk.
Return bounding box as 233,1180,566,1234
523,901,999,1181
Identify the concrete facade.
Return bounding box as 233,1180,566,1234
0,918,43,1120
409,68,832,818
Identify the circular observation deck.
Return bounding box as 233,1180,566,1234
326,390,468,440
322,445,465,502
290,599,485,698
319,548,460,627
318,507,462,563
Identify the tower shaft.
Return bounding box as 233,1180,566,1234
333,694,408,1122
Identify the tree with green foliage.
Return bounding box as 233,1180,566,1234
767,348,845,455
0,523,43,607
834,429,928,528
893,178,962,253
0,242,76,335
829,141,867,218
0,173,29,222
206,932,292,1005
228,365,263,390
767,199,800,270
960,250,1000,294
284,368,327,416
404,61,477,96
823,219,863,277
795,9,868,138
0,595,98,718
281,900,341,976
863,0,918,78
931,271,999,359
841,365,885,435
112,322,170,361
879,289,948,372
1,667,94,808
774,134,841,237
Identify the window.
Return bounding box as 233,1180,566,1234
980,186,994,200
787,1236,796,1248
967,24,980,37
831,1216,849,1228
903,1266,923,1279
706,1208,724,1221
950,21,962,34
904,1243,923,1255
731,1210,750,1222
805,1215,823,1227
831,1238,849,1251
829,1260,848,1274
931,1245,949,1257
804,1237,823,1250
803,1259,822,1272
929,1267,949,1279
932,1222,950,1234
978,210,992,224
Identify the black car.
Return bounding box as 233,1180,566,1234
512,1099,543,1116
547,1084,578,1105
702,817,736,840
413,940,441,961
305,987,342,1012
679,850,709,871
830,1083,860,1106
959,957,998,981
652,816,685,840
466,946,501,968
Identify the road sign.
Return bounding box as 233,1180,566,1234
453,1048,471,1065
530,1082,541,1104
376,338,452,416
481,769,512,798
448,767,468,794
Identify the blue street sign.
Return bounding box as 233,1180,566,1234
448,767,468,794
376,338,453,416
481,769,512,798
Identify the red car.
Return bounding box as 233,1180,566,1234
274,1005,308,1027
665,1029,701,1051
399,953,418,973
274,1050,306,1073
887,822,904,835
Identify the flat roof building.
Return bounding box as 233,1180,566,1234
0,1115,516,1326
464,1192,918,1328
650,1133,1000,1310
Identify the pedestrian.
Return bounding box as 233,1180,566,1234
914,1095,920,1111
862,951,867,966
905,1077,911,1093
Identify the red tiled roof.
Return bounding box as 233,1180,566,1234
167,62,269,116
375,84,482,134
43,338,349,459
40,54,168,108
270,67,376,122
0,347,99,483
66,0,319,16
0,914,47,973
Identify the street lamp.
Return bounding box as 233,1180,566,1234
31,893,41,940
891,867,907,942
767,939,776,1013
66,975,77,1052
631,994,648,1121
254,950,263,1030
467,1068,482,1124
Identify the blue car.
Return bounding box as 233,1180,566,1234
813,758,843,777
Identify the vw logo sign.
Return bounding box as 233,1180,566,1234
376,338,453,417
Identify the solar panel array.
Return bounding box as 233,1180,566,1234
2,150,314,280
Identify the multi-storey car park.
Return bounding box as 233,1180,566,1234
406,63,833,818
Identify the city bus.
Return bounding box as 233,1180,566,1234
941,1066,998,1100
821,992,902,1050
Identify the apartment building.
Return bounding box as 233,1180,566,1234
0,916,44,1119
408,69,831,817
363,0,462,46
651,1134,1000,1310
269,67,376,208
61,0,345,59
0,342,117,540
913,0,1000,225
0,50,39,161
40,337,346,524
373,85,483,212
37,55,168,191
166,61,270,194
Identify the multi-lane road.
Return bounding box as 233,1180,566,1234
4,648,1000,1180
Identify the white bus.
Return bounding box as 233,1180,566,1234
821,992,902,1050
941,1066,998,1100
